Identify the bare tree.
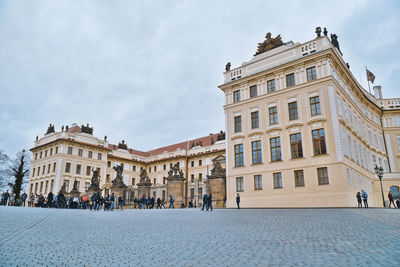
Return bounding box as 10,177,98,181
7,149,30,199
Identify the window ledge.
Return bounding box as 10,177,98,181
266,126,282,133
269,160,283,163
250,163,264,166
312,153,329,158
233,165,246,168
290,157,305,161
286,122,304,129
306,117,326,125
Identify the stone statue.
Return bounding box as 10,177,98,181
225,62,231,72
45,124,55,135
139,168,150,183
315,27,321,37
113,165,123,179
118,140,128,150
104,135,107,141
217,130,225,141
168,169,173,177
88,168,100,192
254,32,284,56
59,182,67,194
81,123,94,135
179,170,184,178
70,179,80,195
323,27,328,36
61,125,64,132
166,163,185,182
330,33,341,53
66,125,69,131
35,135,38,141
210,162,226,177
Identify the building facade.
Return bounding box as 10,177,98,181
29,124,225,207
219,29,400,208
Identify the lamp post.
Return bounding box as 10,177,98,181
374,165,385,208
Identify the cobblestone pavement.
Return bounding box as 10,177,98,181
1,207,399,266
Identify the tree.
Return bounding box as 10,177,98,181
7,149,30,199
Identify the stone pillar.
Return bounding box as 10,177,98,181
166,163,185,208
207,161,226,208
208,177,226,208
137,182,151,199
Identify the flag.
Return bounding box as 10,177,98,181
366,68,375,83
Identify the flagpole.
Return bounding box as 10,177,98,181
365,66,371,94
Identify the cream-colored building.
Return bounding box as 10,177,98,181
219,29,400,208
28,124,225,207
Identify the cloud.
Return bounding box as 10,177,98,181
0,0,399,156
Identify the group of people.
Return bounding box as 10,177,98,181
356,189,400,208
201,193,213,211
132,195,167,209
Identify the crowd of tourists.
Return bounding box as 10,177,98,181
355,189,400,208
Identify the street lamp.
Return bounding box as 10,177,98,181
374,165,385,207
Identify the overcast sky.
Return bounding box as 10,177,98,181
0,0,399,157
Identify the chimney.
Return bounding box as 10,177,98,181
373,85,382,99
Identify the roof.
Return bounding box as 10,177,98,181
108,132,224,157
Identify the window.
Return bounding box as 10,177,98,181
131,178,135,186
252,140,262,164
40,152,42,159
32,168,35,177
199,160,202,166
233,90,240,103
306,66,317,81
348,135,354,160
234,116,241,132
154,166,157,172
163,177,166,185
55,147,58,154
65,163,71,173
86,166,91,176
250,85,257,98
85,182,90,192
317,167,329,185
88,151,93,158
47,164,51,174
290,133,303,159
107,161,111,167
346,168,351,184
37,167,40,176
312,129,327,155
341,129,348,157
153,178,156,185
310,96,321,116
337,97,342,115
269,107,278,125
190,188,195,199
50,180,54,192
163,164,166,170
64,180,69,192
170,163,173,169
45,150,48,157
42,165,45,175
294,170,304,187
76,164,81,175
67,147,73,155
236,177,244,192
78,149,83,157
270,137,281,162
148,167,151,173
267,79,275,93
254,175,262,190
40,181,43,193
191,161,194,167
288,102,298,120
286,73,295,87
191,174,194,183
354,140,359,164
251,111,259,129
35,153,38,160
199,173,202,181
273,172,282,188
97,153,102,160
234,144,244,167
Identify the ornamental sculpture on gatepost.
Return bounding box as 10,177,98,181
137,168,152,198
110,164,127,201
87,168,101,194
69,179,81,196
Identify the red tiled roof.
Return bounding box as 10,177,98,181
108,132,224,157
67,125,82,133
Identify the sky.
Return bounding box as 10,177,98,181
0,0,399,158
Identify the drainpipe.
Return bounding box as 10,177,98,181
185,140,189,207
380,113,391,172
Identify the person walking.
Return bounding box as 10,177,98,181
161,199,166,209
207,194,213,211
356,192,362,208
47,192,54,208
3,190,10,206
388,191,396,208
21,192,27,207
110,193,115,211
117,195,123,210
169,195,175,209
156,197,161,209
201,194,208,211
361,190,368,208
236,193,240,209
28,194,34,207
151,196,155,209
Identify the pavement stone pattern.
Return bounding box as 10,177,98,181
0,207,399,266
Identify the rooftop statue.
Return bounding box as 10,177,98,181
225,62,231,72
254,32,284,56
81,123,94,135
330,33,341,54
45,124,55,135
118,140,128,150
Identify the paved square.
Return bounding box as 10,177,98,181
0,207,399,266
